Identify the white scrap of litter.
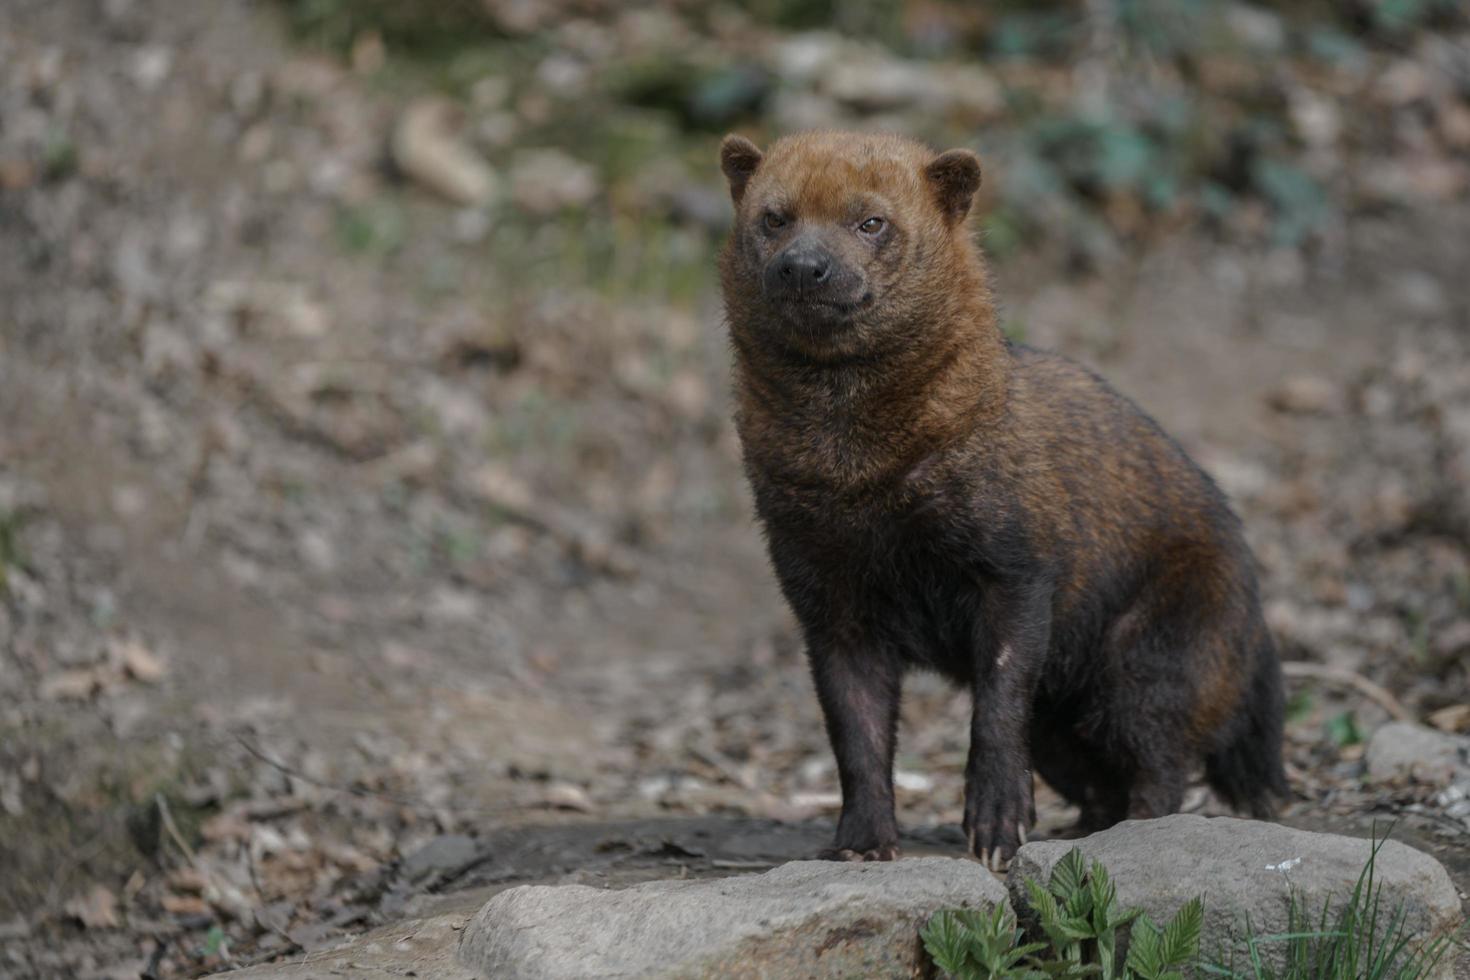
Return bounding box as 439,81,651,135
1265,857,1302,872
894,770,934,793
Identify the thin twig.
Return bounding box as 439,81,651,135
1281,661,1412,721
155,793,199,866
231,731,531,819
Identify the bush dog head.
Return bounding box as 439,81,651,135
720,131,986,364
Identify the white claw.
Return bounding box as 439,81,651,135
1018,823,1029,845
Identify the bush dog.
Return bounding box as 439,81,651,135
717,131,1287,868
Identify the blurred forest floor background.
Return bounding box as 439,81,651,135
1,0,1469,975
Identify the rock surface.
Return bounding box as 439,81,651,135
1010,815,1462,979
457,857,1006,979
1366,721,1470,787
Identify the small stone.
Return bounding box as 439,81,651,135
470,464,534,513
1289,88,1341,149
204,280,329,339
230,71,267,118
452,207,493,244
1393,272,1447,319
402,835,481,882
391,98,498,207
298,530,337,573
458,857,1006,979
1267,374,1337,415
770,91,847,135
933,65,1004,118
426,588,479,624
773,32,843,85
508,148,598,215
539,782,594,813
1224,3,1286,52
787,790,841,810
64,885,119,930
130,45,173,91
111,484,147,518
1365,721,1470,787
0,771,22,817
823,56,931,111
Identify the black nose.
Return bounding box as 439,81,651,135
779,250,830,286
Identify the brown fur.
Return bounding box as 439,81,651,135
719,131,1287,864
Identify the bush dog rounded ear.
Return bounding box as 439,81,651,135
924,148,982,223
720,134,764,205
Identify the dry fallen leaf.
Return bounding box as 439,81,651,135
200,811,253,844
64,885,119,930
470,463,534,513
540,782,594,813
160,893,211,917
39,669,105,702
166,866,207,894
1427,703,1470,734
113,639,167,684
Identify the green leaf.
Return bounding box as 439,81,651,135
1027,878,1064,930
1088,862,1119,930
1031,960,1103,978
1050,849,1089,902
1324,710,1364,748
920,910,973,976
1126,914,1163,979
1057,917,1099,942
1095,125,1155,189
1097,929,1118,980
1158,896,1203,968
1284,689,1314,725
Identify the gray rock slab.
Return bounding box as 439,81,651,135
457,856,1007,979
1366,721,1470,787
1010,814,1462,980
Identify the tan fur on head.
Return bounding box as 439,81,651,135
718,131,996,367
717,130,1005,492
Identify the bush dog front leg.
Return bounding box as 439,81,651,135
965,578,1051,870
808,638,903,861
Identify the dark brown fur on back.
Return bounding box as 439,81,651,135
719,131,1287,865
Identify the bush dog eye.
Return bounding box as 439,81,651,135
717,131,1287,868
